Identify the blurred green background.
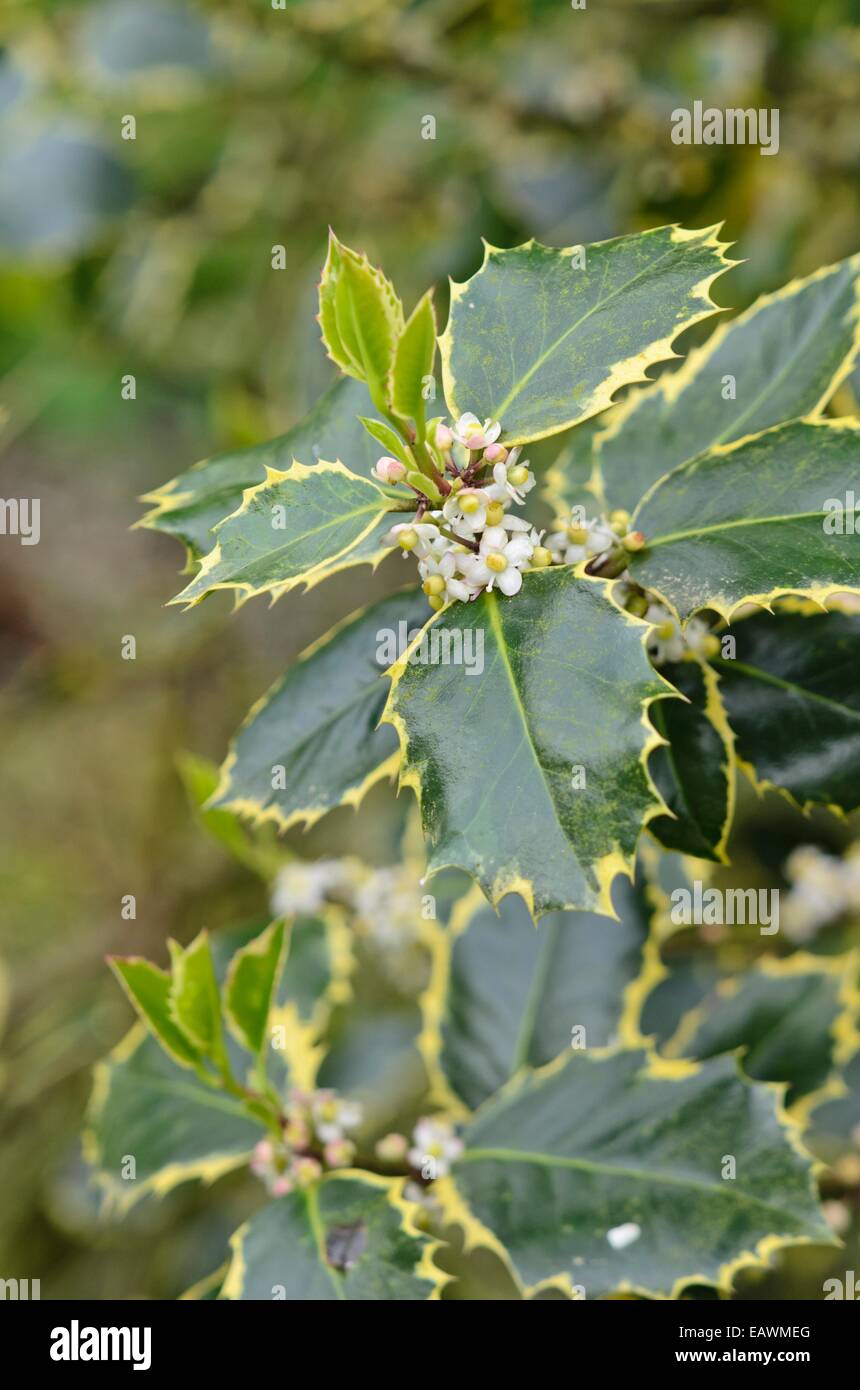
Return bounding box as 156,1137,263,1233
1,0,860,1299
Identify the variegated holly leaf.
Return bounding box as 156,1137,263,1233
540,414,609,519
424,873,651,1116
665,954,860,1109
391,290,437,428
441,225,733,446
383,568,671,918
440,1048,832,1298
709,606,860,813
629,420,860,620
647,659,734,861
139,377,380,562
84,1030,261,1212
212,588,429,832
597,252,860,515
170,460,404,607
222,1174,444,1300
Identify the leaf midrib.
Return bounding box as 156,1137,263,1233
457,1146,805,1224
219,497,389,586
711,657,860,723
491,240,685,419
642,508,829,547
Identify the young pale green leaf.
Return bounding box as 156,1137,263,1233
597,253,860,515
223,920,287,1060
424,873,651,1115
320,233,404,411
647,659,734,862
383,569,671,918
709,607,860,813
168,930,226,1065
85,1031,260,1211
391,290,437,426
222,1174,444,1300
170,459,402,608
177,752,283,880
213,588,429,833
441,1048,833,1298
666,955,860,1109
359,416,413,469
139,377,381,561
108,957,202,1071
440,225,733,445
629,420,860,620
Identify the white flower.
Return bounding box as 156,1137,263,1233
408,1117,464,1180
459,523,534,597
442,487,490,534
355,866,422,947
382,520,440,559
485,449,536,506
419,538,481,603
547,530,587,565
645,602,685,664
311,1090,363,1144
452,412,502,451
606,1222,641,1250
683,616,714,657
783,845,860,942
270,860,351,918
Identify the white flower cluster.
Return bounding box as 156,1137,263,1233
375,1116,463,1184
783,843,860,942
250,1086,363,1196
381,413,549,604
270,858,359,918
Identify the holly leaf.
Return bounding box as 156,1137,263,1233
597,252,860,514
647,659,734,862
666,954,860,1109
170,459,402,608
84,1030,260,1212
108,957,203,1071
383,568,671,918
223,920,286,1062
440,1048,833,1298
222,1174,444,1300
540,414,609,520
440,225,733,445
710,606,860,813
391,289,437,426
319,232,404,413
213,588,429,832
168,930,227,1066
423,873,651,1116
629,420,860,620
138,377,381,562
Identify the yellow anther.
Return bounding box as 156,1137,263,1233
566,525,588,544
486,552,507,573
397,528,418,551
460,491,481,514
508,464,529,486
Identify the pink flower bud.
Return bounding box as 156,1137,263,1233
435,424,454,449
483,443,508,464
324,1138,356,1169
271,1174,294,1197
375,1132,409,1163
373,456,407,484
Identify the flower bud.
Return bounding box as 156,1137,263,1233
625,593,649,618
290,1156,323,1189
423,575,446,596
622,530,646,552
435,424,454,450
324,1138,356,1169
530,546,553,568
373,456,407,484
271,1174,294,1198
483,443,508,464
485,501,506,527
375,1132,409,1164
609,508,631,532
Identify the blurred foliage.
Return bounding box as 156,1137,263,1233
0,0,858,1297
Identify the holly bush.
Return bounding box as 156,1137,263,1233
86,224,860,1299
